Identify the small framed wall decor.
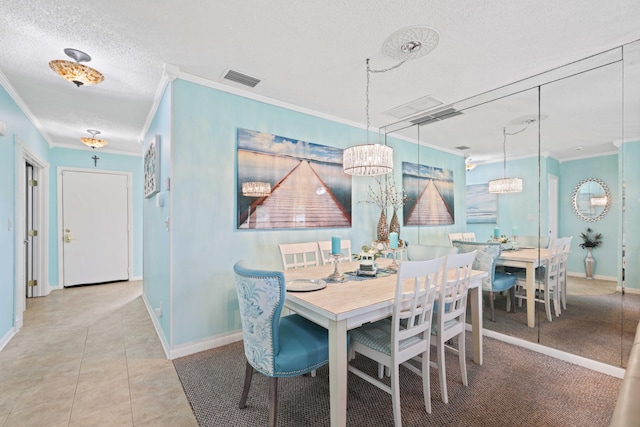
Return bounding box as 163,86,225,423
144,135,161,198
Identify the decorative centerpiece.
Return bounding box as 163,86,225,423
579,227,603,279
363,176,408,244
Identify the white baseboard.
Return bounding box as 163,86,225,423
0,327,17,352
567,271,617,281
483,329,625,378
141,293,171,359
168,331,243,360
130,275,143,281
621,286,640,294
140,292,242,360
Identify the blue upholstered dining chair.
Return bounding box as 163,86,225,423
451,240,517,322
233,260,329,427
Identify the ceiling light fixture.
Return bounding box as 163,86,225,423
488,119,535,194
343,59,395,176
80,129,108,149
49,48,104,87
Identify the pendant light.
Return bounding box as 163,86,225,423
488,120,535,194
343,59,393,176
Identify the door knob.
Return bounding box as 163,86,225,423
64,233,73,243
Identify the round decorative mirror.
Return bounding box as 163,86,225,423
571,178,611,222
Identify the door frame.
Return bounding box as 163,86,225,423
57,167,133,287
14,138,50,329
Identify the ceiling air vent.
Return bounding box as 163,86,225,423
384,95,444,119
223,69,261,88
409,107,463,125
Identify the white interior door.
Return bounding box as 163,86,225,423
62,171,129,287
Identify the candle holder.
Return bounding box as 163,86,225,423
387,248,401,272
325,254,346,283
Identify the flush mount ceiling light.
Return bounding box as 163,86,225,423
80,129,108,149
382,25,440,61
49,48,104,87
488,119,536,194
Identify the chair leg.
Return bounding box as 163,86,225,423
489,291,496,322
509,287,516,313
561,278,567,310
268,377,278,427
458,331,468,387
239,361,253,409
390,362,402,427
543,287,552,322
421,349,432,414
437,338,448,404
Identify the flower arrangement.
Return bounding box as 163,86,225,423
362,175,408,210
579,227,603,249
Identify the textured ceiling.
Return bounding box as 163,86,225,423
0,0,639,160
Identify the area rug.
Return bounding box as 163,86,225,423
174,335,620,426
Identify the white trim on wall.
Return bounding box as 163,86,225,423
14,138,50,330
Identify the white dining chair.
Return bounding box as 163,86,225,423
559,236,573,310
317,239,352,265
348,257,446,426
430,250,476,404
447,233,464,246
278,242,320,270
514,238,564,321
461,232,476,242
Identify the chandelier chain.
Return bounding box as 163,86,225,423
366,59,406,143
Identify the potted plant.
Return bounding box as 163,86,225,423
579,227,603,279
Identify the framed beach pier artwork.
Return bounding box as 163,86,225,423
236,128,352,229
402,161,455,226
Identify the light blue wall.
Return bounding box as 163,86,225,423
559,154,619,278
467,156,541,241
0,84,50,340
48,148,144,287
167,79,464,346
621,141,640,290
142,84,172,342
0,81,143,343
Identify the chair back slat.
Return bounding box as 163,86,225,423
278,242,320,269
317,240,352,264
392,257,446,347
436,251,476,334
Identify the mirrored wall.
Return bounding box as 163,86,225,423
385,39,640,368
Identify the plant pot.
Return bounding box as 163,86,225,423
377,210,389,242
584,247,595,279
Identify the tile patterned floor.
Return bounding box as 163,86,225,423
0,281,197,427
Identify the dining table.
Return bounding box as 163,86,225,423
496,247,550,328
283,258,488,427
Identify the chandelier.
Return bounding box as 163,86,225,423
49,48,104,87
80,129,108,149
242,181,271,197
488,120,535,194
343,59,393,176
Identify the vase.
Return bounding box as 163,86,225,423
377,210,389,242
584,247,595,279
389,210,400,239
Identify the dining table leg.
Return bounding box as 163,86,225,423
526,262,536,328
328,318,348,427
469,286,483,365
